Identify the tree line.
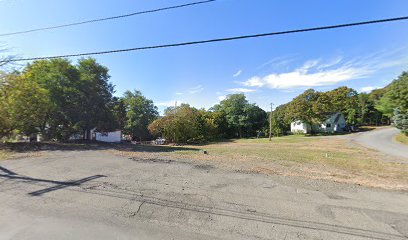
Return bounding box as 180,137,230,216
270,72,407,135
0,58,159,141
0,58,406,143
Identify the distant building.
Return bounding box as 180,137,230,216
290,112,346,134
290,120,311,134
94,130,122,143
70,129,122,143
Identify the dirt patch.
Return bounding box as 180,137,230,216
194,164,214,171
110,136,408,191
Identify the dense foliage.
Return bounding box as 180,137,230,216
377,72,408,135
0,58,158,141
211,94,267,138
1,58,406,142
122,90,159,141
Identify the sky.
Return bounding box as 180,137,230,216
1,0,408,113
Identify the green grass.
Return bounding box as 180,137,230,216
396,133,408,145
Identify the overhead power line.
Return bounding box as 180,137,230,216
5,16,408,63
0,0,216,37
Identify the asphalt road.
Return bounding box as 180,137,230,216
0,150,407,240
352,127,408,160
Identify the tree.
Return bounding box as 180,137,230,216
212,94,266,138
0,72,52,139
377,72,408,133
23,58,117,140
358,93,386,125
325,87,359,125
110,97,127,130
0,47,15,68
244,103,267,136
23,59,82,140
148,104,217,143
377,72,408,115
283,87,361,133
393,108,408,135
123,90,159,140
76,58,115,134
286,89,321,131
268,104,291,136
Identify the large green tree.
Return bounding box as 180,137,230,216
76,58,115,134
358,93,387,125
325,87,359,125
377,72,408,134
286,89,321,129
23,58,116,140
285,87,361,133
149,104,217,143
212,94,266,138
123,90,159,140
0,72,52,139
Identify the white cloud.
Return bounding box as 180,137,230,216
188,85,204,94
360,86,379,93
241,53,407,89
233,70,242,77
244,77,264,87
226,88,256,93
256,55,297,70
175,92,183,95
218,95,227,101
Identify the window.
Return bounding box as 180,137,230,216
326,124,331,128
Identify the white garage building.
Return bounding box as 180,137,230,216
94,130,122,143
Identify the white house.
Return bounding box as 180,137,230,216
94,130,122,143
290,112,346,134
69,129,122,143
290,120,311,134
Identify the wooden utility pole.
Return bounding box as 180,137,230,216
174,101,177,143
269,103,273,141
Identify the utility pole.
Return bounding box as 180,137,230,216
174,101,177,143
269,103,273,141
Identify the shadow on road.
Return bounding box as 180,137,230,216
0,164,403,240
0,165,105,196
0,166,17,175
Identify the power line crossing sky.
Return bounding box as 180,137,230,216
0,0,407,113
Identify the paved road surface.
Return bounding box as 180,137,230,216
0,150,407,239
352,127,408,160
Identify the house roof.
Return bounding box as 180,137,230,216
333,113,342,124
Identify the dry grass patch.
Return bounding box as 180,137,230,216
0,150,10,161
396,133,408,145
113,135,408,190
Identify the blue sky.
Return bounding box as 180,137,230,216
1,0,408,113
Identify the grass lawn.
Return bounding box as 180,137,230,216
396,133,408,145
114,135,408,190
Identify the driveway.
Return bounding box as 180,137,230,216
0,150,407,239
351,127,408,160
